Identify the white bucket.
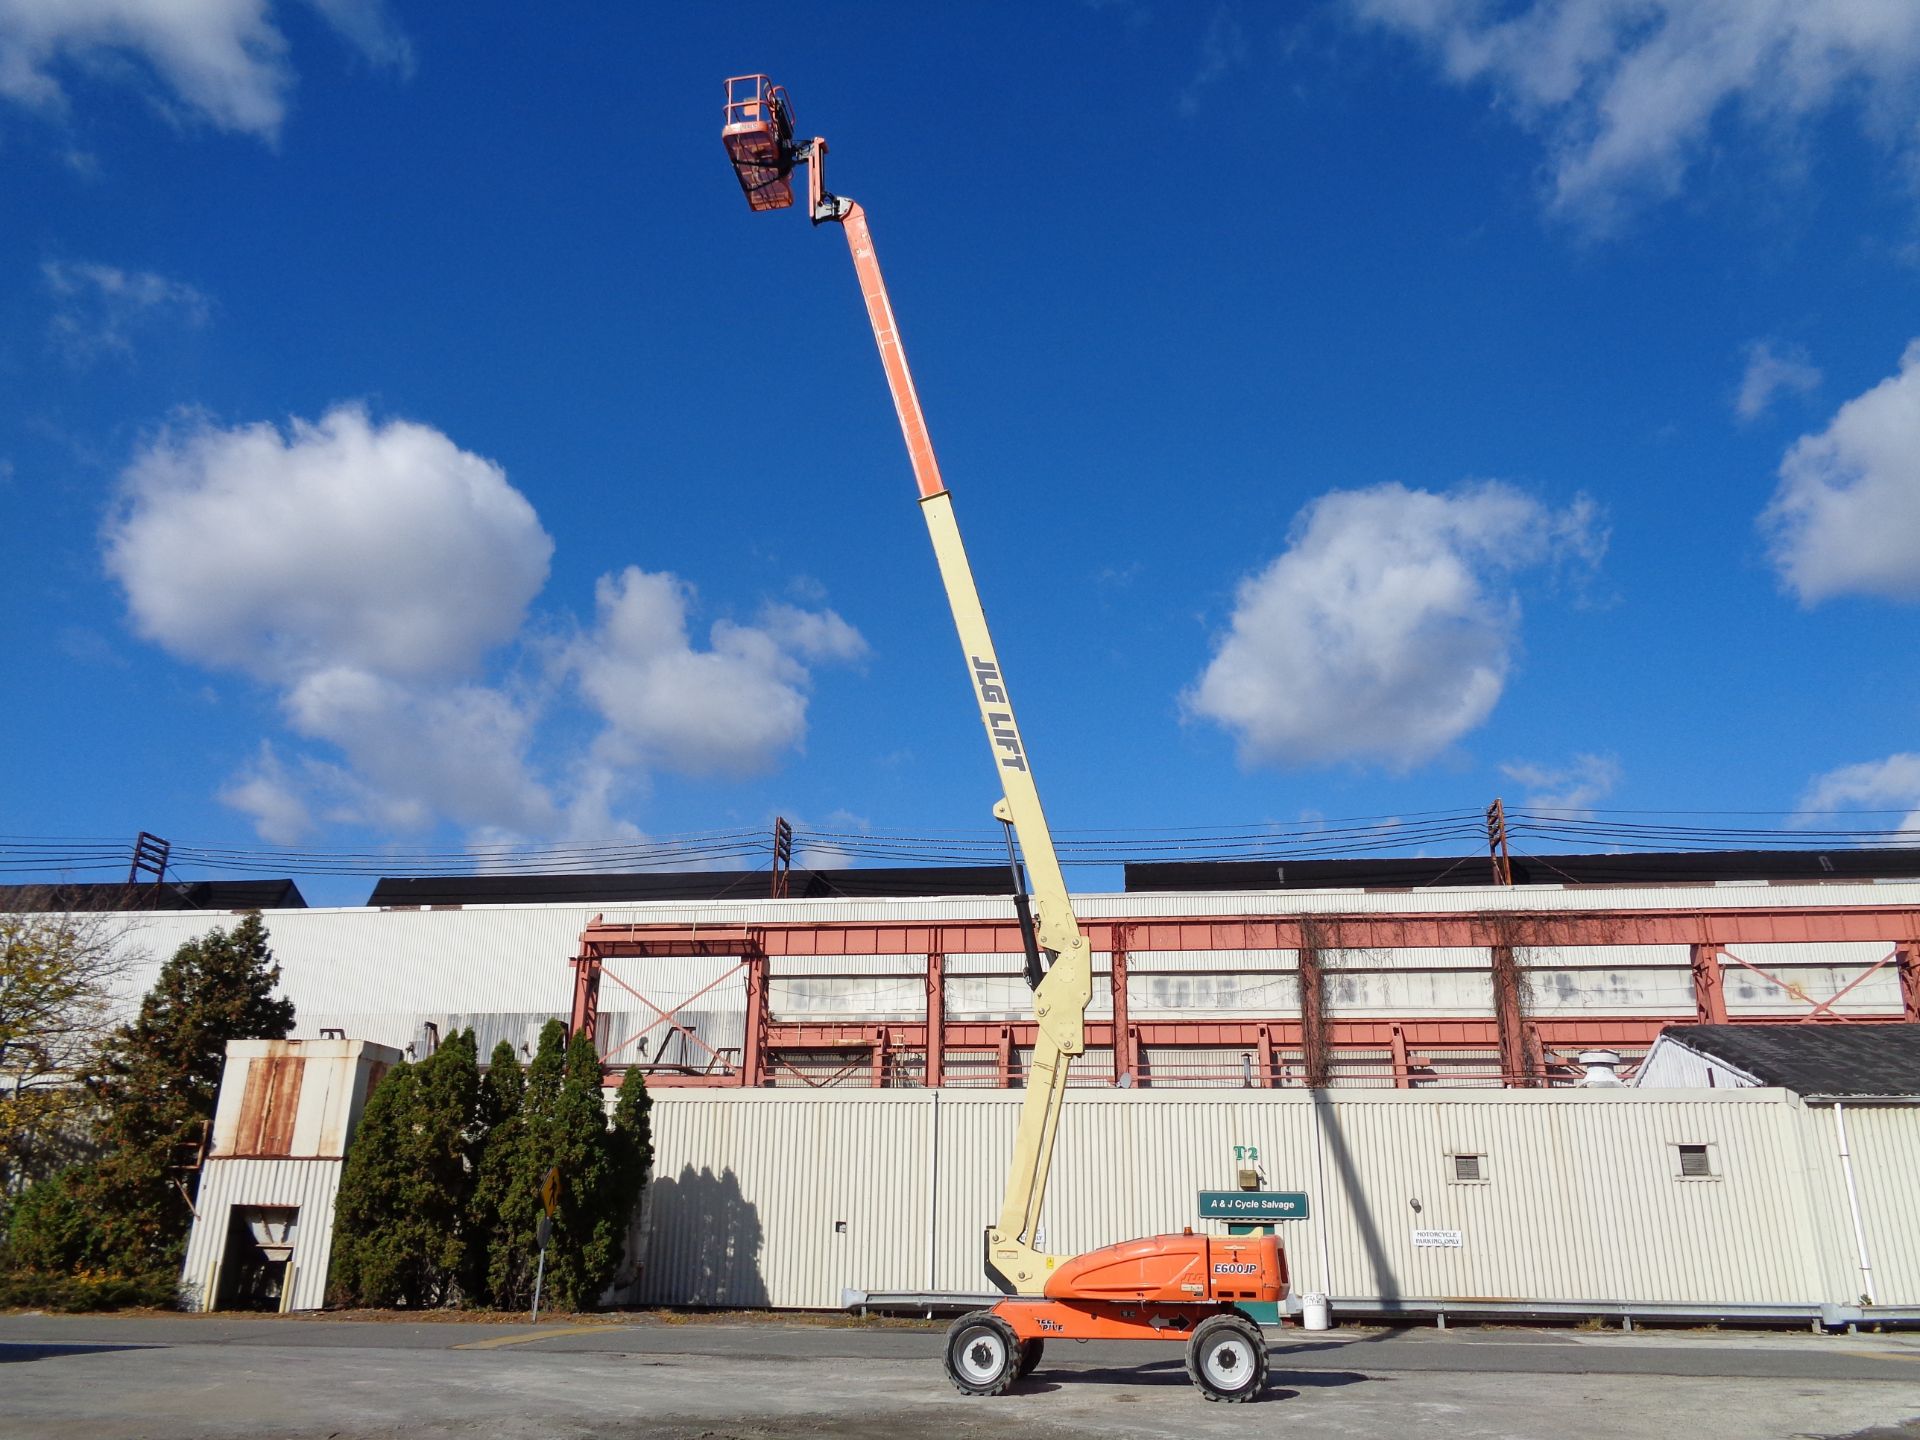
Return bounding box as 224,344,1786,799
1300,1293,1332,1330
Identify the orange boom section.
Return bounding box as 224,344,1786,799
721,75,797,211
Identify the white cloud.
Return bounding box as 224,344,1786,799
1735,340,1820,422
106,406,866,844
1350,0,1920,228
1179,5,1249,117
1184,481,1601,769
278,666,558,834
1499,752,1620,812
107,404,557,839
302,0,411,74
217,742,313,843
1798,753,1920,834
42,259,210,364
106,404,554,683
1761,339,1920,603
0,0,410,139
573,567,867,780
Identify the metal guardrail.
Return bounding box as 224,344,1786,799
843,1288,1920,1332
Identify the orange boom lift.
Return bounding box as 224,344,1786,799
721,76,1287,1401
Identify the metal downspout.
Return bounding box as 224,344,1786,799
927,1091,940,1291
1833,1102,1876,1305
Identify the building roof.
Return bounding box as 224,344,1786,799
0,879,308,912
1126,848,1920,892
1655,1023,1920,1099
365,866,1017,907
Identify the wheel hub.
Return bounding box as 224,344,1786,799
1204,1338,1250,1387
960,1333,1005,1383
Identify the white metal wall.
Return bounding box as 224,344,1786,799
641,1087,1918,1312
1793,1103,1920,1307
638,1091,935,1308
180,1157,344,1312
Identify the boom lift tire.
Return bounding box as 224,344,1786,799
944,1311,1021,1396
1184,1313,1268,1403
1015,1338,1045,1378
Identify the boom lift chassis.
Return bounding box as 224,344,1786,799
722,75,1286,1402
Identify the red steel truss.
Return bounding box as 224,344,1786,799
568,906,1920,1089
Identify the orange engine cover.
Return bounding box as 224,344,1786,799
1043,1232,1285,1305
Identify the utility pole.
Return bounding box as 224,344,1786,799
770,816,794,899
129,831,170,886
1485,799,1514,887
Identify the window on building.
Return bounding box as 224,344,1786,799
1450,1152,1487,1183
1675,1143,1715,1179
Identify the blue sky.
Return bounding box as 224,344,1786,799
5,1,1920,904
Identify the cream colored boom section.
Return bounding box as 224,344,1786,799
836,202,1092,1295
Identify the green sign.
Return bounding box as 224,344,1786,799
1198,1189,1309,1221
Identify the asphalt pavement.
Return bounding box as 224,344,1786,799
2,1311,1917,1440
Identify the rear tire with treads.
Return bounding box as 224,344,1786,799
1185,1312,1268,1402
1015,1337,1044,1378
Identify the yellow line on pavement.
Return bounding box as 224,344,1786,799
453,1325,624,1350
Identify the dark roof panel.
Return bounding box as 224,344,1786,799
0,880,308,912
1126,849,1920,892
1658,1023,1920,1098
365,866,1018,907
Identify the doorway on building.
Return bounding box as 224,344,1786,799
214,1206,299,1311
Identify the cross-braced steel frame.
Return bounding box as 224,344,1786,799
567,906,1920,1088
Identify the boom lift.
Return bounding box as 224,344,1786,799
722,75,1287,1402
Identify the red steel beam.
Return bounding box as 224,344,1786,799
1110,928,1138,1086
1298,939,1329,1087
741,948,769,1087
1691,943,1728,1024
1489,944,1545,1087
583,905,1920,960
925,949,946,1089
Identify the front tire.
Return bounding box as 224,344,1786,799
944,1311,1020,1396
1185,1313,1268,1402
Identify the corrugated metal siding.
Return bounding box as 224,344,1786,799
180,1158,344,1312
1326,969,1495,1017
641,1088,1907,1311
1844,1105,1920,1301
1635,1040,1754,1089
640,1092,934,1308
1295,1092,1817,1304
770,977,926,1021
1130,972,1294,1017
1795,1104,1920,1305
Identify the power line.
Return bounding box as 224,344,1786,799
6,803,1920,888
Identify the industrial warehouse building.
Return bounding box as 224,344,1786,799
9,850,1920,1323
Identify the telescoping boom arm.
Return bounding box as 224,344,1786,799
723,75,1087,1294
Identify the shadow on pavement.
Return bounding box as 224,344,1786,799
0,1343,161,1364
1019,1363,1374,1395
